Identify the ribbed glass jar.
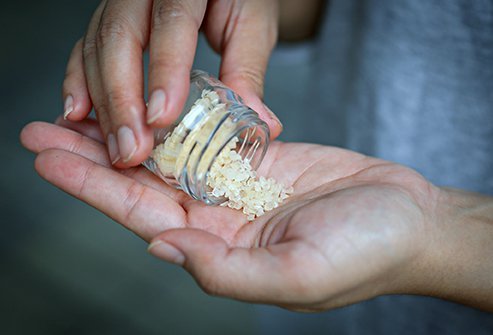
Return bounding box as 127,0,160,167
143,70,270,205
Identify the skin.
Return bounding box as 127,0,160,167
62,0,283,168
20,121,493,312
56,0,493,313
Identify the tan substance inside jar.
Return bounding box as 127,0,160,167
151,90,293,221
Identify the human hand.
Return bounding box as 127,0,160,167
62,0,282,168
20,119,443,310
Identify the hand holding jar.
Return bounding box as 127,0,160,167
61,0,282,169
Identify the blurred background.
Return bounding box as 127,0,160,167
1,1,337,334
4,1,493,334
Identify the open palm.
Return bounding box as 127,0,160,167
21,120,439,311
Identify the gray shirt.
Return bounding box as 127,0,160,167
259,0,493,333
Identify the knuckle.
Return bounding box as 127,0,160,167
93,98,110,116
78,162,96,199
152,0,198,30
225,67,265,95
149,57,185,75
106,90,140,115
82,36,98,60
244,68,265,89
63,67,82,87
96,16,129,47
196,274,221,297
122,181,146,222
67,133,85,155
153,0,183,27
93,88,140,120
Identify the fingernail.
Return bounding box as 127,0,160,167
63,95,74,120
117,126,137,163
107,133,120,165
147,90,166,124
263,103,283,129
148,240,185,265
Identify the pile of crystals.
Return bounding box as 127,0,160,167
207,137,293,221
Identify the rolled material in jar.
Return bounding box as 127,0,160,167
151,89,293,220
151,89,230,178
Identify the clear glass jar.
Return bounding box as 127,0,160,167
143,70,270,205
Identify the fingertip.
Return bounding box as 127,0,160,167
34,149,90,192
20,121,47,152
147,111,175,128
217,80,283,139
146,89,166,125
147,239,186,265
118,144,153,167
63,39,93,122
149,229,231,284
106,133,120,165
264,117,283,140
19,122,35,149
237,93,283,140
146,96,186,129
112,125,154,168
34,148,58,179
251,101,282,140
147,72,190,128
150,228,228,263
63,95,74,120
148,110,180,128
250,100,282,140
33,150,45,176
62,94,93,122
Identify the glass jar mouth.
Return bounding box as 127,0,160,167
184,106,270,205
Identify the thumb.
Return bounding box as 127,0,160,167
221,72,283,140
205,0,282,139
147,228,294,303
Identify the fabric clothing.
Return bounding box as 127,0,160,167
259,0,493,333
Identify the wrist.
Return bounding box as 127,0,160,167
412,187,493,310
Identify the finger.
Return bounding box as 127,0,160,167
148,228,311,304
35,149,186,241
55,116,105,143
21,121,186,201
205,0,282,139
62,39,93,121
85,0,154,167
98,0,154,167
146,0,207,126
83,1,117,160
21,121,105,165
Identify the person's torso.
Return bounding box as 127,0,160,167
260,1,493,333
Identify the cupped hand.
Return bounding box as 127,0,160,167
62,0,282,168
20,120,441,311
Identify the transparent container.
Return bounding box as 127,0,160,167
143,70,270,205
